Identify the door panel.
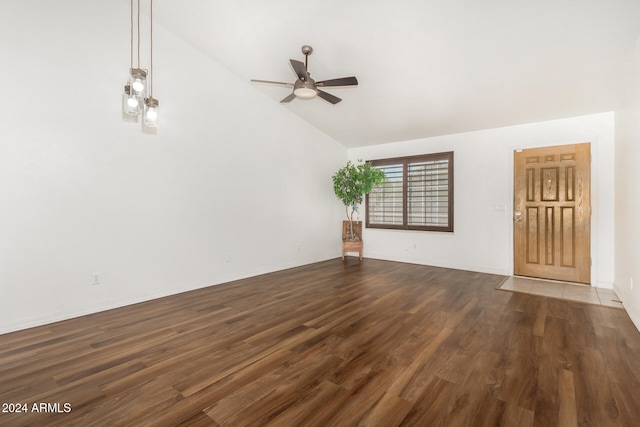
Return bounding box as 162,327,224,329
514,143,591,284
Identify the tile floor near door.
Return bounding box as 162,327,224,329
499,276,623,308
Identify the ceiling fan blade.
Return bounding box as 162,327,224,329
317,90,342,104
250,79,294,88
316,76,358,87
280,92,297,103
290,59,308,81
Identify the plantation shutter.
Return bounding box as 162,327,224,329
407,158,451,228
366,152,453,232
367,163,404,226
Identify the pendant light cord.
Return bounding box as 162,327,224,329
137,0,141,69
149,0,153,97
129,0,133,69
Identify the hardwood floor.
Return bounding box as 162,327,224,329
1,258,639,426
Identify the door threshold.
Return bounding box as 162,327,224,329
513,274,590,286
499,276,623,308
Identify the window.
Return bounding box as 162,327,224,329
366,152,453,232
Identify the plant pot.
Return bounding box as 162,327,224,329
342,220,363,261
342,220,362,241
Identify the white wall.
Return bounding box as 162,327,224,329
349,113,615,286
614,34,640,331
0,1,346,334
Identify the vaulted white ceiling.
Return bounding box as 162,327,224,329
152,0,640,147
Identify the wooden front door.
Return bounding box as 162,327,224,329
514,143,591,284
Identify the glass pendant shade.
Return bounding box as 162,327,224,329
123,83,140,115
143,97,159,127
129,68,147,98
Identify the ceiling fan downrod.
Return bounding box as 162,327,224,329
301,45,313,74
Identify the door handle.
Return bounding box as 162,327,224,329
514,211,522,222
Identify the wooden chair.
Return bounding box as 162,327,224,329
342,221,363,261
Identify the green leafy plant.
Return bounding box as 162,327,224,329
332,160,385,240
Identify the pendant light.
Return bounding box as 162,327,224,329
122,0,158,129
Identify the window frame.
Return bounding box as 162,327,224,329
365,151,454,232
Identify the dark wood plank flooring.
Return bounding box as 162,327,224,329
1,258,639,426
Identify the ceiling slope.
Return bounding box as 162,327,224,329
152,0,640,147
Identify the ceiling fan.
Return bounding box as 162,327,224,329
251,45,358,104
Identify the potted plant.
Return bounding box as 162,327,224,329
332,160,385,242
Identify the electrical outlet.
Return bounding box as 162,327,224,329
92,273,101,285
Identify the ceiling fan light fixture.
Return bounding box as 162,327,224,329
294,87,317,99
293,79,318,99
